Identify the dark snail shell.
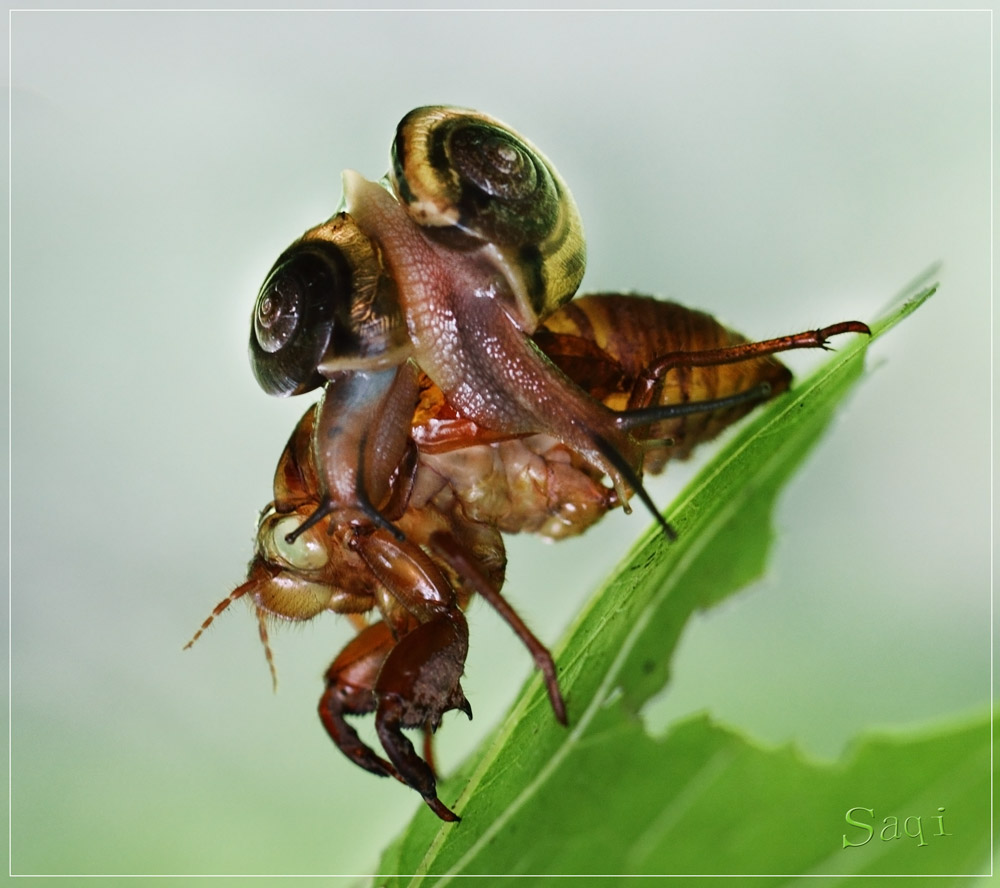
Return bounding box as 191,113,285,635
250,214,408,396
390,106,586,323
250,243,346,396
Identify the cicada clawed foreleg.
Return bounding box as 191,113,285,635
374,613,470,823
317,586,469,822
318,619,403,783
317,613,466,822
340,528,473,821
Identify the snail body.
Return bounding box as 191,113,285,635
249,212,420,541
344,108,651,518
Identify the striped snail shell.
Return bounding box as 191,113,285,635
250,214,408,396
389,106,586,326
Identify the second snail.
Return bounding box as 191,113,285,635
188,106,870,821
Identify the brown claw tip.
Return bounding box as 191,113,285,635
839,320,873,337
426,797,461,822
548,691,568,726
816,320,872,344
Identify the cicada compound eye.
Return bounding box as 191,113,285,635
261,512,329,573
250,243,351,397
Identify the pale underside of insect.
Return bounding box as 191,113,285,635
188,105,870,821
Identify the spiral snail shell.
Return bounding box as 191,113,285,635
250,213,409,396
390,106,586,327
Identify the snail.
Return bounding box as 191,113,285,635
249,212,419,540
341,106,679,534
387,106,586,327
249,212,410,396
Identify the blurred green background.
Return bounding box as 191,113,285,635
9,5,990,879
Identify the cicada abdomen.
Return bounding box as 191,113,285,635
536,294,794,474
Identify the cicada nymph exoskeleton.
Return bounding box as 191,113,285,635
187,106,870,821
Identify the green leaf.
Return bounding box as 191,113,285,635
375,281,991,881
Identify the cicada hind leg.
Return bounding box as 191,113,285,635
430,530,568,725
627,319,872,413
613,315,872,471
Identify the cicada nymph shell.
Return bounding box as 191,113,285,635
189,105,872,822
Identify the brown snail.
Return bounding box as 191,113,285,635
249,213,419,539
249,212,411,396
343,107,682,535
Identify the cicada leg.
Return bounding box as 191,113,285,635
293,531,467,822
422,724,439,778
626,321,871,410
350,528,473,822
318,619,404,783
430,530,568,726
373,612,470,823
